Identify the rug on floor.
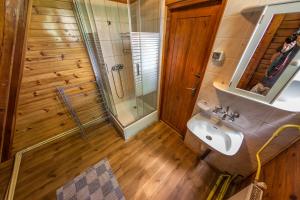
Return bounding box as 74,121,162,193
56,158,125,200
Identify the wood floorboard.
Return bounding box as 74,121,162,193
0,159,13,200
10,122,218,200
232,139,300,200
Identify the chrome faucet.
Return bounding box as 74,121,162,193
212,105,223,114
221,106,230,120
212,105,239,122
227,112,240,122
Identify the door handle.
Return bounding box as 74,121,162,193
186,87,197,96
186,73,201,96
194,73,201,78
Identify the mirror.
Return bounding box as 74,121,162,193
229,2,300,106
238,13,300,96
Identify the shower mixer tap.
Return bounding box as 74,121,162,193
112,64,124,71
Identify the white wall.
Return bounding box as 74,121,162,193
91,0,135,104
190,0,300,176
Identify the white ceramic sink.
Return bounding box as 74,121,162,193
187,114,244,156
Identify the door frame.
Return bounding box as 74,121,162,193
159,0,227,136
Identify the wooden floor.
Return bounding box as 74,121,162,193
11,122,218,200
238,138,300,200
0,159,13,200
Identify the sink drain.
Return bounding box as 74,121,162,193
206,135,212,140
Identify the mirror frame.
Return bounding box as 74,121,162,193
228,1,300,103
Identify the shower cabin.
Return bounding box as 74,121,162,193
73,0,162,139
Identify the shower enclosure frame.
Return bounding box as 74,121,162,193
73,0,118,117
73,0,164,139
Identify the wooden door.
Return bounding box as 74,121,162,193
160,0,225,136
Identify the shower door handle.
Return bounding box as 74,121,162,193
136,63,140,76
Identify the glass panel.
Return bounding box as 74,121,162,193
74,0,161,127
73,0,117,116
237,13,300,96
130,0,161,118
88,0,139,126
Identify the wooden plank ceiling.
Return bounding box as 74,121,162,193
13,0,107,153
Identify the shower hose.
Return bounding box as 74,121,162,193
111,66,125,99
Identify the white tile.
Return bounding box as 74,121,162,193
119,4,129,23
101,41,114,57
120,23,130,33
230,112,264,132
253,122,300,154
109,22,121,40
263,109,298,126
91,0,107,21
231,96,273,121
122,39,131,51
141,21,152,32
294,113,300,122
112,40,124,56
106,0,119,22
212,59,239,85
198,83,221,107
216,15,254,39
124,54,133,68
95,21,110,40
214,88,239,108
114,55,124,65
223,0,262,17
152,4,160,19
153,19,161,33
212,38,247,59
103,56,115,70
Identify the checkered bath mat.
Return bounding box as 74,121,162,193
56,158,125,200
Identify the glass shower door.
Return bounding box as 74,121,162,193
74,0,161,128
89,0,138,126
130,0,161,119
73,0,117,116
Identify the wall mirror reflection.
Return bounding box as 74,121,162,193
228,2,300,107
238,13,300,96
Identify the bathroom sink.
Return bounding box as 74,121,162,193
187,114,244,156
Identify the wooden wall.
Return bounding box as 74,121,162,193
0,0,31,161
0,0,11,160
12,0,107,154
